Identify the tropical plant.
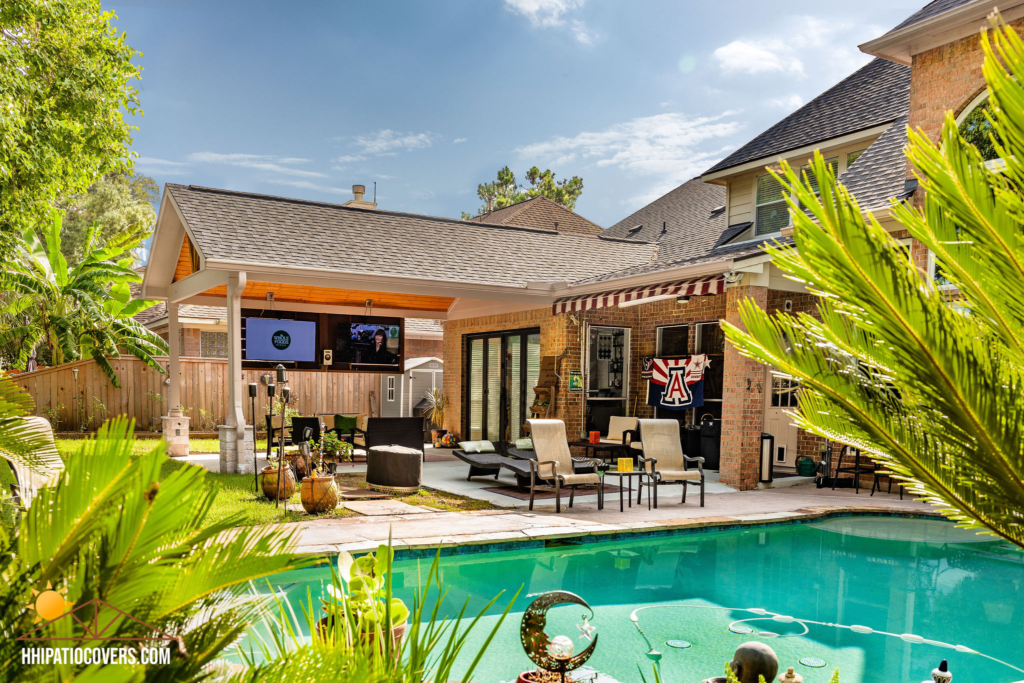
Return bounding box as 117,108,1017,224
423,388,449,430
0,373,316,680
327,546,410,632
722,16,1024,549
230,541,519,683
0,0,142,257
0,215,167,384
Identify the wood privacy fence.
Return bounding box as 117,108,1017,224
10,357,379,433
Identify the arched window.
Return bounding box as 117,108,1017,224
957,91,1001,162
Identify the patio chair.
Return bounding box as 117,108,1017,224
636,419,705,508
265,415,292,457
4,416,64,509
452,440,509,481
600,415,642,452
526,419,604,513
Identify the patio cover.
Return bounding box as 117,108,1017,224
552,275,725,314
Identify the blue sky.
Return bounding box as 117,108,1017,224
114,0,921,228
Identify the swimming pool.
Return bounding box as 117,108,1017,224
258,515,1024,682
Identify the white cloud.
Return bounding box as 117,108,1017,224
452,138,468,144
266,179,352,196
135,156,189,176
503,0,584,27
276,157,311,164
334,154,366,164
714,39,804,77
571,20,594,44
768,94,804,111
188,152,327,178
515,111,743,185
352,130,438,155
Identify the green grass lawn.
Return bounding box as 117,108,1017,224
52,436,495,527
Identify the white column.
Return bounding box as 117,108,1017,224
163,302,189,456
220,271,251,474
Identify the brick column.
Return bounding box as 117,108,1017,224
720,284,768,490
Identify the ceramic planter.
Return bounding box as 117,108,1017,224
431,429,448,448
300,475,340,514
261,466,295,500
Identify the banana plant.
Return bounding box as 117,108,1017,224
722,16,1024,549
0,215,167,385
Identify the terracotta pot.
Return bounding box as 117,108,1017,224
430,429,447,448
316,616,406,650
300,475,340,514
261,466,295,500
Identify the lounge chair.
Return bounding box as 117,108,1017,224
636,419,705,508
526,419,604,513
452,441,508,481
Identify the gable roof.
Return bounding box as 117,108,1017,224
887,0,975,34
703,58,910,177
164,184,655,289
469,196,603,236
838,113,911,212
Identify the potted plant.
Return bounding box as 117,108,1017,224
260,455,295,501
300,435,341,514
318,546,410,649
423,388,450,447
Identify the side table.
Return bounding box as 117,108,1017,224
602,469,645,512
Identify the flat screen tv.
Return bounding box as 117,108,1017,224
345,323,400,365
245,318,316,362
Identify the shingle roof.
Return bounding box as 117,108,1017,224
132,301,227,326
703,58,911,176
838,114,910,212
468,196,603,236
166,185,657,288
887,0,974,33
576,178,732,284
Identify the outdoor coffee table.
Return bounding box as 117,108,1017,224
602,469,645,512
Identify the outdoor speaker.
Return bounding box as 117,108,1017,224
248,383,258,398
323,349,333,365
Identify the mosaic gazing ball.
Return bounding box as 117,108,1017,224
548,635,575,660
730,641,779,683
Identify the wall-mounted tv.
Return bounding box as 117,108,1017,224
343,323,400,365
245,318,316,362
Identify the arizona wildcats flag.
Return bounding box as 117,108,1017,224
647,355,710,411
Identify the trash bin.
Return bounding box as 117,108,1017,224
699,414,721,470
760,433,775,483
684,425,701,459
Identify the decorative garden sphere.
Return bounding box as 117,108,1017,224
730,641,779,683
548,635,575,660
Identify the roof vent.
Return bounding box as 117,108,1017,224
343,183,378,210
711,205,726,216
352,184,366,201
627,225,643,234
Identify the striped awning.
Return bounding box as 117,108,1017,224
552,275,726,315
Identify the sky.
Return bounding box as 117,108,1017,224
112,0,923,229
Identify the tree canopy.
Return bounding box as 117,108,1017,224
57,171,158,265
463,166,583,219
0,0,142,258
723,17,1024,549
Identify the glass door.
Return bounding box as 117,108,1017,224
585,325,630,434
465,329,541,442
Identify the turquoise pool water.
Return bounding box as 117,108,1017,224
260,516,1024,682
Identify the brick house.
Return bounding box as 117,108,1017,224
140,0,998,475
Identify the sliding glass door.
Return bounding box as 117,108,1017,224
465,329,541,441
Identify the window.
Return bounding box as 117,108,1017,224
957,95,1000,162
770,374,798,408
200,331,227,358
895,237,913,265
847,148,867,168
799,156,839,196
755,173,789,236
656,325,689,358
587,326,629,400
928,251,954,289
386,376,395,402
696,323,724,404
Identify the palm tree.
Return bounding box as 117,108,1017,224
0,216,167,385
722,16,1024,549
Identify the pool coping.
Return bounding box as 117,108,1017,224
296,504,950,562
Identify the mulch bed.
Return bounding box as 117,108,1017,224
483,483,623,501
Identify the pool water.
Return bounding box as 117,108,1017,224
260,516,1024,683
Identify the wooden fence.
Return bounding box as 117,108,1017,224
10,357,379,433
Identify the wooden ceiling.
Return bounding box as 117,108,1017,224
201,281,454,312
172,236,453,312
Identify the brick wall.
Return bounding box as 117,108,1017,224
179,328,201,358
720,285,768,490
405,337,443,360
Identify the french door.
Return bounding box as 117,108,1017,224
465,328,541,442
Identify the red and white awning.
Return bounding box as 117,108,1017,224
552,275,726,315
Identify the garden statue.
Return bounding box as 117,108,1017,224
518,591,597,683
730,642,779,683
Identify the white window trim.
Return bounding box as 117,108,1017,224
926,250,957,291
386,376,396,402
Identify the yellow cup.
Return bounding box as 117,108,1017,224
617,457,633,473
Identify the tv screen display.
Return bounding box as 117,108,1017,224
245,318,316,362
346,323,400,365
